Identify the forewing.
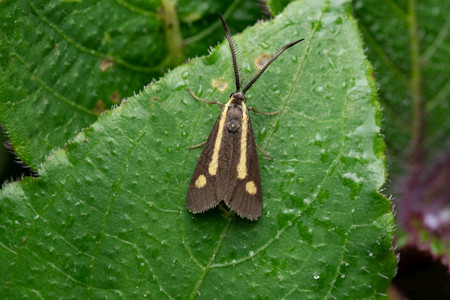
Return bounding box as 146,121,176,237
224,111,262,220
186,115,222,213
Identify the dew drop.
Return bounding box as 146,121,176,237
328,57,337,72
259,42,270,49
283,20,294,28
175,81,186,90
242,62,251,73
313,274,320,280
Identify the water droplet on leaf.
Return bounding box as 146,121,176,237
259,42,270,49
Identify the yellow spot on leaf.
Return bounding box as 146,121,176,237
255,54,271,70
110,90,121,104
245,181,257,195
92,100,105,115
100,59,114,72
211,78,229,92
195,174,207,188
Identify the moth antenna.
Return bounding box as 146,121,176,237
219,13,241,92
243,69,258,89
242,38,304,94
229,36,244,90
233,38,244,89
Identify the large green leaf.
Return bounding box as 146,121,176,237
354,0,450,262
0,0,262,170
0,0,396,298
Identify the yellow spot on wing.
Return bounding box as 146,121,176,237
195,174,207,188
209,103,229,175
245,181,257,195
237,104,248,179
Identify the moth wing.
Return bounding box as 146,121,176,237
186,115,222,213
224,112,262,220
214,118,237,203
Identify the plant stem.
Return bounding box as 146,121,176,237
408,0,425,175
161,0,184,67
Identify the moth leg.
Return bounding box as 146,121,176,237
255,143,274,160
187,87,223,109
187,140,206,149
248,106,280,115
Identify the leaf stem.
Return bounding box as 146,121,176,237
407,0,425,175
183,0,241,45
400,0,426,228
160,0,184,67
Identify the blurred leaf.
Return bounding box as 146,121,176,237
0,0,262,170
354,0,450,262
0,0,396,298
265,0,294,15
180,0,263,58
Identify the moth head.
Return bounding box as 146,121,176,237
230,91,246,103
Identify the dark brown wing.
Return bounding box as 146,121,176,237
224,110,262,220
186,114,223,213
186,104,238,213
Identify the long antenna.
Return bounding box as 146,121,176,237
219,13,241,92
242,38,304,93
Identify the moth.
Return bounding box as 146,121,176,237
186,13,303,220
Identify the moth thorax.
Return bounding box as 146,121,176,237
226,106,243,132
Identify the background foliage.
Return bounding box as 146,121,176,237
353,0,449,282
4,0,447,298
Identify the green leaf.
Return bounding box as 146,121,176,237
353,0,450,261
0,0,396,298
0,0,262,169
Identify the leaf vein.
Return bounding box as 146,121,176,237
87,131,146,298
104,233,175,299
189,215,232,299
27,0,164,73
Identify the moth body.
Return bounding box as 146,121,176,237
186,13,303,220
187,94,262,220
